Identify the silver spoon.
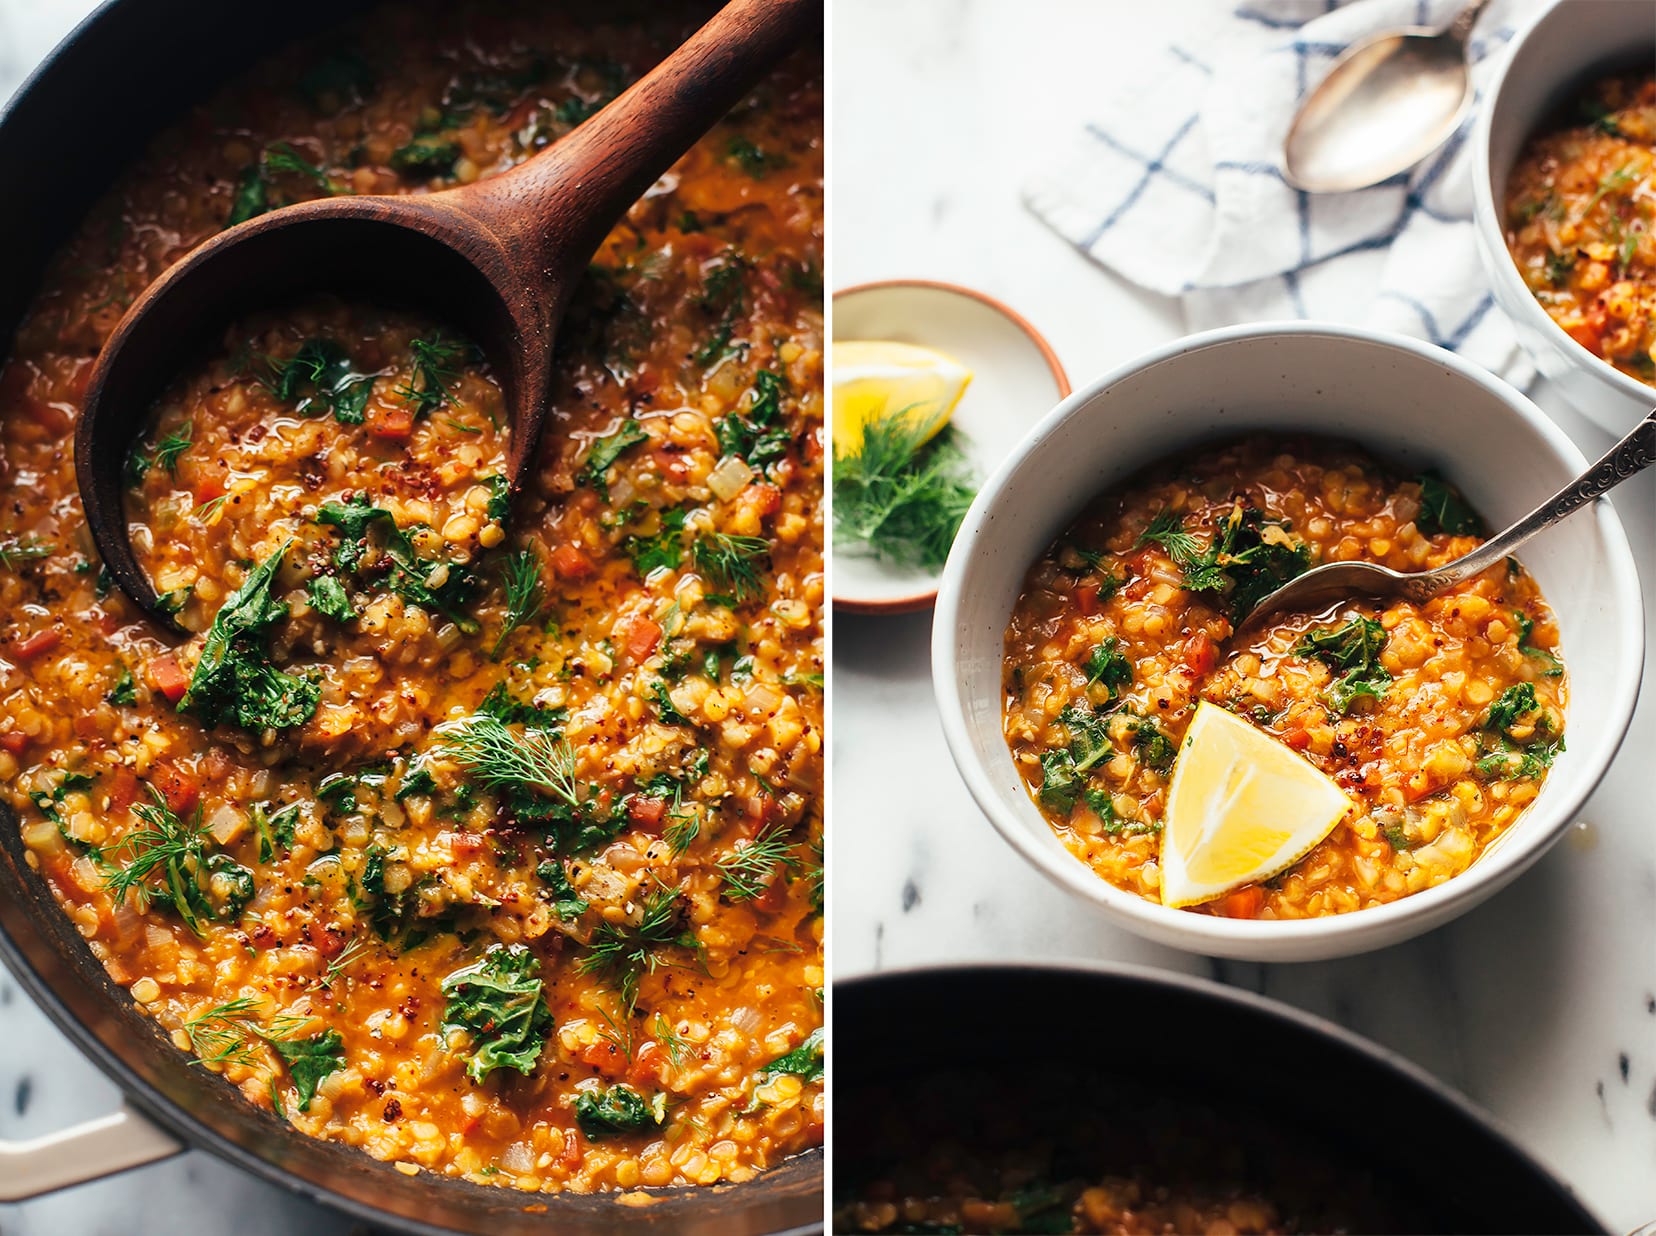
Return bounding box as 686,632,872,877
1234,408,1656,640
1283,0,1490,193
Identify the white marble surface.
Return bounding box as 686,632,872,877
832,2,1656,1233
0,0,370,1230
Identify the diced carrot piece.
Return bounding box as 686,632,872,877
1217,886,1265,919
148,653,190,703
550,543,594,580
628,795,667,828
0,731,27,755
150,760,199,815
629,1040,665,1087
366,404,414,441
12,628,62,660
193,474,226,503
1282,727,1313,751
623,614,662,660
107,767,141,812
744,482,782,518
577,1039,627,1078
1075,585,1101,617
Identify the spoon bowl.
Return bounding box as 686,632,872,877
75,0,817,634
1283,0,1489,193
1235,407,1656,639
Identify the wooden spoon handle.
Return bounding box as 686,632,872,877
457,0,818,277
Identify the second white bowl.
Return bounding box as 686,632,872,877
1473,0,1656,433
932,323,1644,962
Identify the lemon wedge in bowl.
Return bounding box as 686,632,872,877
831,339,973,457
1159,701,1353,909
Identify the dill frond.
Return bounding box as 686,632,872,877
1134,509,1202,563
691,533,769,603
716,824,801,901
832,411,976,569
578,887,698,1013
491,549,544,660
0,536,53,570
395,334,465,417
436,714,578,806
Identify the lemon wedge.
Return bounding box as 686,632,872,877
831,339,972,457
1159,701,1353,909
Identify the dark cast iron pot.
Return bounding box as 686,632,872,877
834,963,1608,1235
0,1,821,1230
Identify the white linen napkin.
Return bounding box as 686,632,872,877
1024,0,1545,386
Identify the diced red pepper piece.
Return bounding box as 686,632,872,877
628,795,667,828
12,628,62,660
106,767,141,812
150,760,199,815
0,731,28,755
1180,633,1218,676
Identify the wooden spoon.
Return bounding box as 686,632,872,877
75,0,817,634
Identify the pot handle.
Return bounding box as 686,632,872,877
0,1103,182,1200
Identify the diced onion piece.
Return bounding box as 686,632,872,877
708,455,754,502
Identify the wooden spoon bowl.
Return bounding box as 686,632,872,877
75,0,818,634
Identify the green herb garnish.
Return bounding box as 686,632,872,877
692,532,769,603
1083,638,1132,701
179,541,321,732
1294,617,1392,714
624,506,687,576
390,136,461,178
578,886,698,1013
717,370,791,473
491,550,544,660
717,824,800,901
102,786,255,935
574,1084,666,1140
307,575,356,623
834,410,976,570
271,1030,346,1112
439,943,553,1082
1137,505,1310,621
1514,611,1564,678
395,334,465,418
0,536,52,570
263,339,374,425
580,420,649,499
318,495,478,633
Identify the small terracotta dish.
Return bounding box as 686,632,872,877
831,279,1070,615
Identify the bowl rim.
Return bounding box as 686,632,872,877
1470,0,1656,409
830,277,1071,616
931,319,1645,954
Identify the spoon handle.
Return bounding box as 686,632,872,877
1407,409,1656,599
458,0,818,279
1446,0,1493,44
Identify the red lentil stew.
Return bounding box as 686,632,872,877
834,1069,1420,1234
1504,71,1656,383
1002,436,1566,920
0,0,822,1193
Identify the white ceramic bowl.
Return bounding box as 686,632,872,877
1473,0,1656,433
932,323,1644,962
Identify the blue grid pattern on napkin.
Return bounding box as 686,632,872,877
1025,0,1542,382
